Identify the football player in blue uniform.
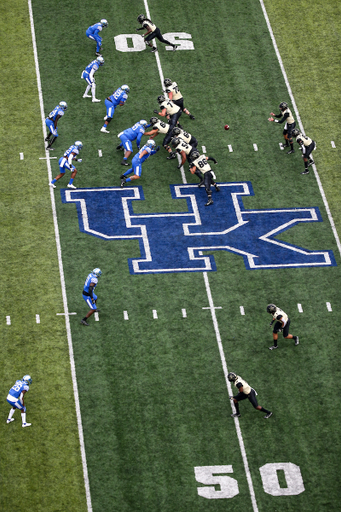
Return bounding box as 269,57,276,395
116,119,148,165
45,101,67,150
101,85,130,133
120,140,159,186
81,268,102,326
49,141,83,189
81,56,104,102
86,19,108,55
6,375,32,427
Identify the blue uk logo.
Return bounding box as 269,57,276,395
61,182,336,274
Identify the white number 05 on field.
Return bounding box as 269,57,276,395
114,33,194,52
194,463,305,499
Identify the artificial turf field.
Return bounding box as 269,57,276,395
1,0,341,511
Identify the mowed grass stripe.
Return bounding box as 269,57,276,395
0,1,87,511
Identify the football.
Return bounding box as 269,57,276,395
224,124,230,130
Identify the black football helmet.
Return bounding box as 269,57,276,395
191,150,200,160
137,14,145,23
267,304,277,314
149,117,158,125
292,128,300,138
228,372,237,382
279,102,288,111
172,127,181,136
157,94,166,104
171,137,181,148
164,78,172,87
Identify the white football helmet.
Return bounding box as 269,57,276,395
22,375,32,385
92,268,102,277
146,140,156,148
139,119,148,127
75,141,83,150
97,56,105,65
59,101,67,111
121,85,130,93
100,19,108,27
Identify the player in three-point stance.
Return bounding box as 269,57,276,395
228,372,272,419
171,126,198,149
49,141,83,189
189,150,220,206
136,14,178,53
116,119,148,166
144,117,176,158
81,268,102,326
267,303,299,350
101,85,130,133
268,102,296,154
120,140,159,186
81,56,104,103
170,137,196,169
86,19,108,56
45,101,67,150
163,78,195,119
292,128,317,175
6,375,32,427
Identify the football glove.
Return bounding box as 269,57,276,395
153,109,159,114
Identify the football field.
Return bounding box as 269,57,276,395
1,1,341,511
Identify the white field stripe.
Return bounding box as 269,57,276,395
27,2,92,511
20,152,24,160
253,144,258,151
94,312,99,322
202,146,206,153
124,310,129,320
259,0,341,259
203,272,258,512
152,309,158,319
228,144,233,152
182,308,187,318
98,149,102,157
297,303,303,313
331,141,336,148
240,306,245,315
326,302,332,312
6,316,11,325
279,142,284,150
36,314,40,324
145,0,258,506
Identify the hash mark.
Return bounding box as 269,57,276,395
36,314,40,324
124,310,129,320
6,316,11,325
94,312,99,321
153,309,158,319
297,303,303,313
228,145,233,152
326,302,332,312
182,308,187,318
253,144,258,152
20,153,24,160
331,141,336,148
240,306,245,315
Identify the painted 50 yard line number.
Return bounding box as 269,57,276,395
114,33,194,52
194,463,305,499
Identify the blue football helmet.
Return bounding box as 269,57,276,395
100,19,108,27
22,375,32,385
75,141,83,150
97,56,105,65
59,101,67,111
121,85,130,93
92,268,102,277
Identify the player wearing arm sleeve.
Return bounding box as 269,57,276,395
228,372,272,419
86,19,108,56
81,56,104,103
45,102,67,150
6,375,32,427
81,268,102,326
292,128,316,175
189,151,220,206
268,102,296,154
144,117,176,159
120,140,160,186
136,14,178,53
170,137,195,168
267,304,299,350
49,141,83,189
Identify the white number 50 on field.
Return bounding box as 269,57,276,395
114,33,195,52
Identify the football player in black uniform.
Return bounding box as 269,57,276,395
189,151,220,206
136,14,178,52
228,372,272,419
268,102,296,154
292,128,316,175
144,117,176,159
171,137,195,168
171,126,198,149
267,304,299,350
164,78,195,120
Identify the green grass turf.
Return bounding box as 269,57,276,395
1,0,341,510
0,2,87,511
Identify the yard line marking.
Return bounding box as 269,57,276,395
94,312,99,321
36,314,40,324
39,156,57,159
6,316,11,325
124,310,129,320
203,272,259,512
326,302,332,312
56,312,77,315
98,149,102,157
279,142,284,150
240,306,245,315
260,0,341,259
28,2,92,511
202,145,206,153
203,306,222,310
228,144,233,152
20,152,24,160
182,308,187,318
331,141,336,148
297,303,303,313
253,144,258,151
152,309,158,319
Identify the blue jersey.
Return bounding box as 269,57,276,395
83,272,98,294
132,144,157,165
8,380,29,399
85,59,100,74
87,23,103,36
109,87,128,106
121,122,145,146
64,145,80,160
47,105,65,121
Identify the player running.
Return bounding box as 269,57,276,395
136,14,178,52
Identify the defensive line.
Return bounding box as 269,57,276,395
27,1,93,511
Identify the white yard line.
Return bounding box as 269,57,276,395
259,0,341,259
27,2,93,511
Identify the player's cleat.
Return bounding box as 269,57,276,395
81,319,89,326
214,184,220,192
83,93,91,98
287,149,295,154
282,142,289,147
67,183,77,189
231,413,241,418
101,127,110,133
198,181,204,187
49,182,56,188
120,178,126,187
167,152,176,160
119,174,126,179
120,160,129,166
294,336,299,346
92,98,101,103
301,170,309,175
269,345,278,350
22,423,31,428
205,198,214,206
151,47,158,53
308,160,315,167
46,147,54,151
45,136,50,141
264,412,273,419
6,418,15,424
189,114,195,120
172,45,179,51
